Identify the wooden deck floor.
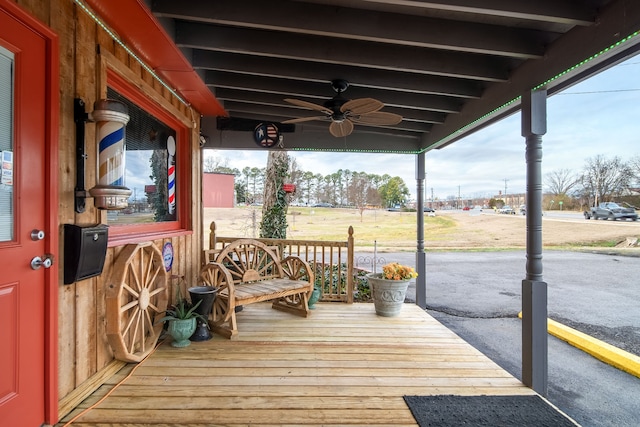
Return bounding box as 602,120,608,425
59,302,535,426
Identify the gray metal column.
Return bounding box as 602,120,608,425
415,152,426,309
521,89,548,396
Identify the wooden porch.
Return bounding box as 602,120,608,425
58,302,535,426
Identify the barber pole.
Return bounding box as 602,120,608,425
94,100,128,186
167,136,176,214
89,99,132,209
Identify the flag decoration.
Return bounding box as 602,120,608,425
253,123,280,148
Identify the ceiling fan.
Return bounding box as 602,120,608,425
282,79,402,137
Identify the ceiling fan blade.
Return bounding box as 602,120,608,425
350,111,403,126
282,116,328,124
329,120,354,137
341,98,383,115
329,120,353,138
284,98,332,114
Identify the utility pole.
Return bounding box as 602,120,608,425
503,178,509,204
458,185,461,209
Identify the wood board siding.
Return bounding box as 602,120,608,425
58,303,535,426
12,0,204,413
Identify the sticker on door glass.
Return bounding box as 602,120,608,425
1,150,13,186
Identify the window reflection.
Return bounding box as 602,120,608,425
106,88,177,225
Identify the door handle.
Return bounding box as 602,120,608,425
31,254,54,270
31,229,46,241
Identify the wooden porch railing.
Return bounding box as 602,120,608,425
207,221,355,303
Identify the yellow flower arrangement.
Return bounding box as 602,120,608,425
382,262,418,281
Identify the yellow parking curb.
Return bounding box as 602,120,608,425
518,312,640,378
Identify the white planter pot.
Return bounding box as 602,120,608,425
366,273,410,317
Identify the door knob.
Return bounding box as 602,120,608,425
31,254,54,270
31,229,45,241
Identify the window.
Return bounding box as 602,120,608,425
0,46,14,242
105,71,191,241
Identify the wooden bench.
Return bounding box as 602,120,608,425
199,238,315,339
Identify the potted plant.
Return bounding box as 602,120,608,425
158,287,205,348
366,262,418,317
308,284,322,309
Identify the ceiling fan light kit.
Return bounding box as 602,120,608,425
283,79,403,137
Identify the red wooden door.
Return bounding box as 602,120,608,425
0,4,49,426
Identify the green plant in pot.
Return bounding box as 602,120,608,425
158,288,206,348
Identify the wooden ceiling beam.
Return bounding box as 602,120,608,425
191,50,483,99
175,22,512,82
154,0,546,58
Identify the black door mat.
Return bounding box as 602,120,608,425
403,395,578,427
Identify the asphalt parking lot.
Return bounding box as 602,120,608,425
358,250,640,427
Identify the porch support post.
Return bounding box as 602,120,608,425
415,152,427,309
521,89,548,396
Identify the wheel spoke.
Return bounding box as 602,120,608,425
144,264,162,291
128,261,142,293
123,282,140,299
120,299,139,314
148,284,167,298
143,250,154,288
122,307,139,342
128,309,141,354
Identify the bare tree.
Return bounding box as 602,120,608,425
580,155,633,206
301,171,315,205
629,155,640,185
313,173,324,204
249,167,264,204
202,151,229,173
347,172,370,221
545,168,579,196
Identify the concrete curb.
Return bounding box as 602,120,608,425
518,312,640,378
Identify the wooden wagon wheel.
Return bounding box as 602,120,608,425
200,263,235,324
282,256,315,283
106,242,169,363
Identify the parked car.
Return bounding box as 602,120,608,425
313,202,334,208
424,207,435,213
462,206,471,211
519,205,526,215
498,205,515,214
584,202,638,221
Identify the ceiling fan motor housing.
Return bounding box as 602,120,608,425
323,97,348,122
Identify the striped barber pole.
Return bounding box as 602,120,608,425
167,135,176,214
92,100,129,187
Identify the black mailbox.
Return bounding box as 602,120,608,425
64,224,109,285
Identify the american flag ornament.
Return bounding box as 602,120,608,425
253,123,280,148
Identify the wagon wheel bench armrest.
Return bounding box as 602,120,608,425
281,255,315,284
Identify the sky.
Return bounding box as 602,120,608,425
208,56,640,202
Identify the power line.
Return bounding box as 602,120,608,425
558,88,640,95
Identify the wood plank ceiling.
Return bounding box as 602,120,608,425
138,0,640,153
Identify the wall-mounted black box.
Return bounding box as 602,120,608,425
64,224,109,285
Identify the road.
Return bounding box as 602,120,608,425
357,250,640,427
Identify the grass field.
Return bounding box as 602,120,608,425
204,206,640,253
